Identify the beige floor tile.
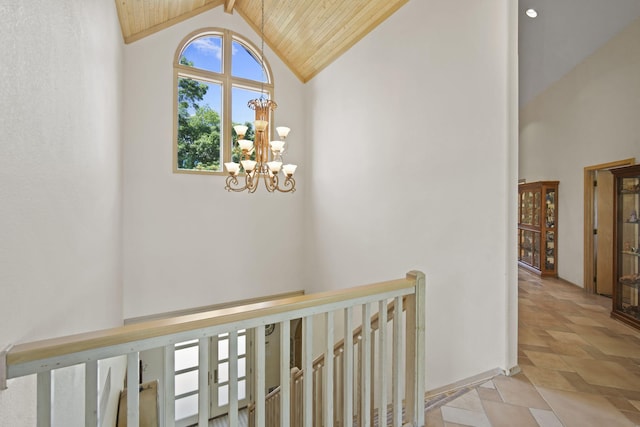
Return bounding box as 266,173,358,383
425,408,444,427
492,375,550,410
529,408,563,427
519,329,551,347
524,350,573,371
579,333,640,359
477,387,502,403
546,341,592,358
441,406,490,427
622,410,640,425
445,389,484,413
520,365,576,391
565,315,605,327
561,356,640,391
538,387,635,427
482,400,539,427
546,330,591,345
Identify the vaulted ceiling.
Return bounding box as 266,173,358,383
114,0,409,82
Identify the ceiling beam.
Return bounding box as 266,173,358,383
224,0,236,14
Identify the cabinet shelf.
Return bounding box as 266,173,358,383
611,164,640,331
517,181,558,277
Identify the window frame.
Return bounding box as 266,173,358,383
173,28,275,175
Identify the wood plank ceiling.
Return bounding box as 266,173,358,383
114,0,409,82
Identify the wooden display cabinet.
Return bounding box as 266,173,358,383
518,181,559,276
611,164,640,330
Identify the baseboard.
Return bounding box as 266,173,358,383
425,367,503,399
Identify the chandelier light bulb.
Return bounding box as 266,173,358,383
224,162,240,176
241,160,257,173
282,164,297,177
276,126,290,139
234,125,248,138
270,140,285,153
254,120,268,132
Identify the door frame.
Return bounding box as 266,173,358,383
583,158,635,293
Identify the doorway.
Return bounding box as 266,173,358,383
583,158,635,294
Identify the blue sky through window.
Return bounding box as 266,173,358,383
181,35,269,126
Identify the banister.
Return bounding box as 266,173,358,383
5,277,416,380
279,296,407,389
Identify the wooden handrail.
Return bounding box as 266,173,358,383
6,278,415,373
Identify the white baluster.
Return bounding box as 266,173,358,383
378,299,388,426
280,320,290,427
85,360,98,427
324,312,334,427
37,371,51,427
229,331,238,427
392,296,403,427
127,352,140,427
255,324,266,427
303,316,313,427
344,307,353,427
164,345,175,427
198,338,209,426
361,303,371,426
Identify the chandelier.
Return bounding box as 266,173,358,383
223,0,297,193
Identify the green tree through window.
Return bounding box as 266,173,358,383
174,30,273,174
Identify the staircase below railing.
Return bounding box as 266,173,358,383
251,296,411,427
1,271,425,427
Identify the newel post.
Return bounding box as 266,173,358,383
405,270,426,427
0,345,11,391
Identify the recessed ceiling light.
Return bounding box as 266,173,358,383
526,8,538,18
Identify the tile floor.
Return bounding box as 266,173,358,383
425,268,640,427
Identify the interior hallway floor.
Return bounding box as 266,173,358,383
425,268,640,427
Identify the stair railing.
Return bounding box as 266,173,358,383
250,294,410,426
1,271,425,427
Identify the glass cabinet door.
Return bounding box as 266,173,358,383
615,175,640,321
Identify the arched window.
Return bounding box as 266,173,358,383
173,29,274,173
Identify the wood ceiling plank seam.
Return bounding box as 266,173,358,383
144,0,153,29
167,0,180,19
233,4,306,82
300,0,409,81
124,1,225,44
277,0,352,62
114,0,133,41
274,0,331,50
132,0,146,34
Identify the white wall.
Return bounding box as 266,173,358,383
122,8,306,318
304,0,518,390
0,0,124,425
520,16,640,286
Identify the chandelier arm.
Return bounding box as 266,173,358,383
275,176,296,193
225,175,248,192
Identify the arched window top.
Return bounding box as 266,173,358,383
175,29,272,84
173,28,275,174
